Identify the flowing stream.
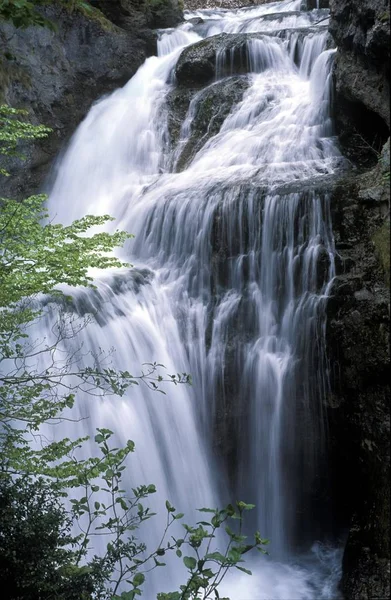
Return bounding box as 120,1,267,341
43,0,346,597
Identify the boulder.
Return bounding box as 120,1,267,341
175,31,282,85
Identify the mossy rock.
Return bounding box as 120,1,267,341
74,2,118,32
90,0,183,30
373,220,390,287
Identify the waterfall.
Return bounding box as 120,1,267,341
41,0,346,597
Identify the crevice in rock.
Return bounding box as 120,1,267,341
334,95,390,168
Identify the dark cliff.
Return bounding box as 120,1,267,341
0,0,183,198
329,0,390,166
328,1,390,598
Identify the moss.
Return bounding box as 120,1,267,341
59,1,118,32
77,4,118,31
145,0,177,7
0,58,31,105
0,60,9,103
373,220,390,287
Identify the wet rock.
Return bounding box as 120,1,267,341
341,548,390,600
316,246,331,289
175,36,218,85
175,31,276,85
186,17,204,26
302,0,329,9
166,75,250,170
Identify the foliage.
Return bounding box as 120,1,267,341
0,105,51,175
0,1,100,30
156,502,268,600
0,466,268,599
0,475,97,600
373,220,390,287
0,0,54,29
0,104,268,598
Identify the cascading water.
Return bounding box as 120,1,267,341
39,0,348,597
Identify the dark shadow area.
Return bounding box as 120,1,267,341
333,95,390,169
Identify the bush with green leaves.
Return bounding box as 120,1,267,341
0,475,98,600
0,0,96,29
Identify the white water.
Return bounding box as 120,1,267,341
42,1,346,597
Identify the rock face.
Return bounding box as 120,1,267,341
0,1,182,199
327,2,390,595
329,0,390,166
327,150,390,599
91,0,183,30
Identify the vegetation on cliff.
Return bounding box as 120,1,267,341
0,0,106,29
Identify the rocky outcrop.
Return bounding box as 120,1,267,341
326,143,390,598
175,33,261,85
90,0,183,30
166,75,250,170
326,1,390,597
329,0,390,167
175,27,326,86
0,1,182,199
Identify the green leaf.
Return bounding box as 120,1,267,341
154,558,166,567
205,552,227,564
183,556,197,570
211,514,221,528
132,573,145,587
236,501,255,511
236,566,252,575
165,500,175,512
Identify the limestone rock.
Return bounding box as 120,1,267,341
0,3,159,199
